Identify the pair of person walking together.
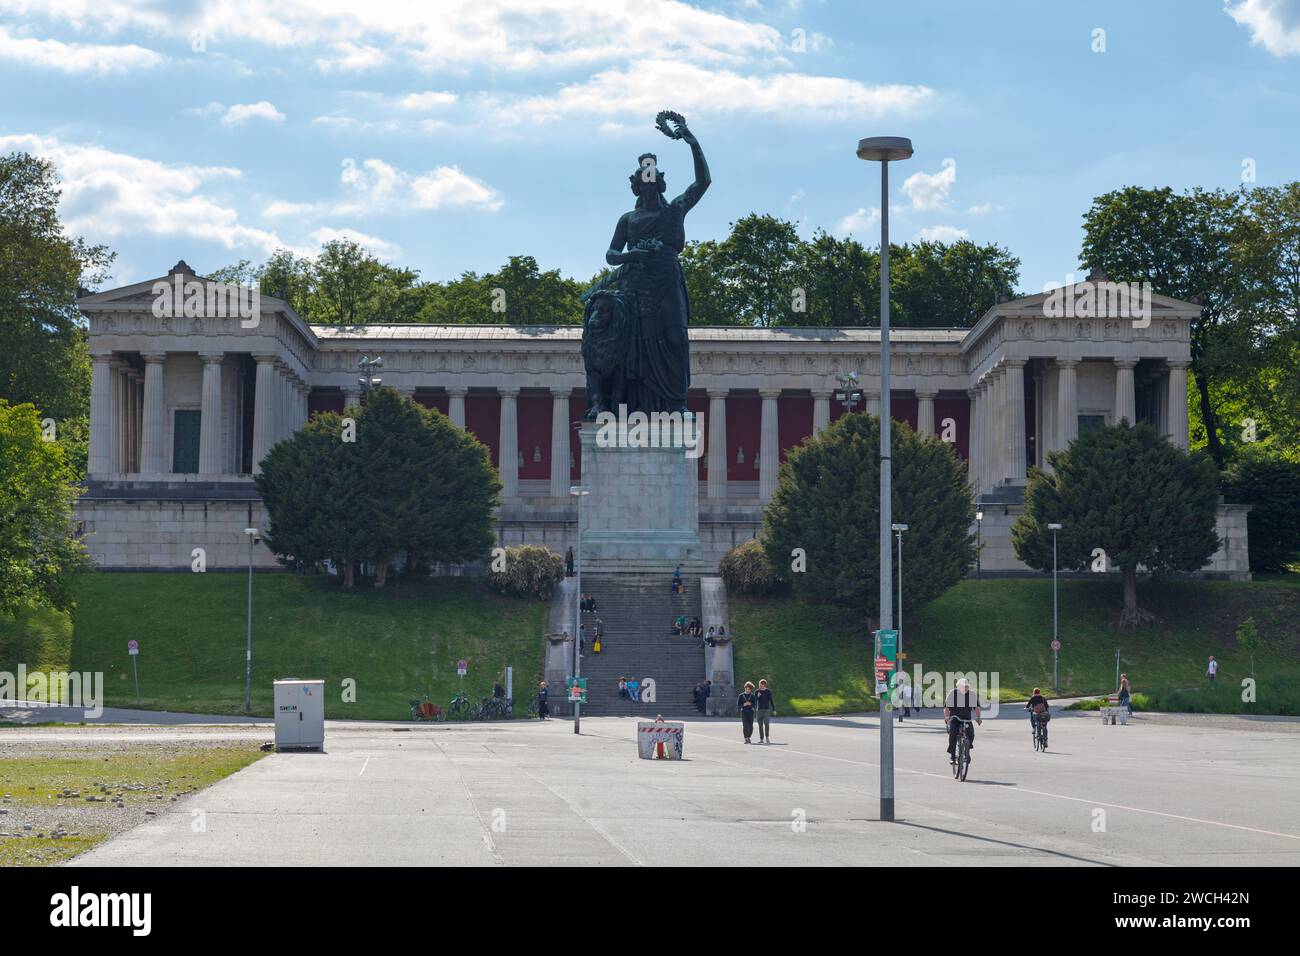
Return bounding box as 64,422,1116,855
737,679,775,743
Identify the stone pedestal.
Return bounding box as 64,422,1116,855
577,422,704,571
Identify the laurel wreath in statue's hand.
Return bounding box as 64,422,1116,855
655,110,688,140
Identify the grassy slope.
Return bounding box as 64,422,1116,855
731,577,1300,716
0,573,550,720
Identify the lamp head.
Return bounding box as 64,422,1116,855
856,136,914,162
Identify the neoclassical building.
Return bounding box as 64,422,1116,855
75,261,1250,577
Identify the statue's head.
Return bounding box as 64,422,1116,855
629,152,667,198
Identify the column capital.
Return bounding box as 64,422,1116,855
1055,357,1081,369
1166,358,1191,370
199,350,225,365
758,387,782,400
445,385,468,397
707,388,730,400
810,388,832,400
967,388,979,400
1112,358,1139,369
549,386,572,399
1003,357,1027,369
497,385,520,398
141,351,167,364
89,349,114,362
253,352,278,365
915,390,938,400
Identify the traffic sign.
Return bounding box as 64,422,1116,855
127,640,139,656
457,659,468,676
1051,640,1061,651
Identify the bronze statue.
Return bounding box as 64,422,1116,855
582,111,710,418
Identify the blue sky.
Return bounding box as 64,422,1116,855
2,0,1298,296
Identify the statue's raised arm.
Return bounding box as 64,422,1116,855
670,125,710,214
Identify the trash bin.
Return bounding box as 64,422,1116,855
274,679,325,751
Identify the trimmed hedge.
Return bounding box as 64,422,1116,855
486,545,565,600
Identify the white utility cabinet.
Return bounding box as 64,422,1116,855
274,679,325,751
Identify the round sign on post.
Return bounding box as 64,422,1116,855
127,640,139,656
457,659,468,676
1051,640,1061,651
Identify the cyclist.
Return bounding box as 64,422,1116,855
1025,687,1050,747
943,678,982,764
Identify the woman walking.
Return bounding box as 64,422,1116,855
755,678,775,743
1118,673,1133,716
537,681,549,720
737,681,758,744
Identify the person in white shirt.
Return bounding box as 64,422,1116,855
1206,655,1218,685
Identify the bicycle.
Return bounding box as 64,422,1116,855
950,718,973,781
409,696,441,721
448,692,472,718
1031,711,1049,752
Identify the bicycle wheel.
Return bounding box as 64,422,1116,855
1033,723,1040,751
958,738,971,781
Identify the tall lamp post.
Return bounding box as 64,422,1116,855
1048,522,1062,692
242,527,259,712
570,485,589,734
858,135,912,823
892,523,908,684
975,510,984,579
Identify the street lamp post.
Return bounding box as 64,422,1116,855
358,355,383,397
834,371,863,415
893,524,908,682
570,486,589,734
858,135,912,823
242,527,258,713
1048,522,1062,692
975,510,984,579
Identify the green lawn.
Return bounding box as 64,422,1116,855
731,576,1300,716
0,573,550,720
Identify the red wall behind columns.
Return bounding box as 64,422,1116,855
778,395,812,462
308,390,345,417
517,394,551,480
688,392,708,480
726,394,761,482
569,395,585,480
891,393,918,432
414,391,450,416
464,394,501,468
934,393,971,461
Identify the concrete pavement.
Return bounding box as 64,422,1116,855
62,707,1300,867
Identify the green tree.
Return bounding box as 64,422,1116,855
255,388,499,587
762,413,975,619
1013,422,1220,628
1220,452,1300,572
0,152,114,478
891,239,1020,328
1235,616,1261,685
0,400,90,615
788,230,877,327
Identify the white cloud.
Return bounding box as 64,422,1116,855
399,90,458,111
220,101,286,125
966,203,994,215
505,57,932,122
916,224,968,242
309,227,399,257
835,206,880,237
902,158,957,211
0,25,164,73
1225,0,1300,56
335,158,503,213
0,132,286,256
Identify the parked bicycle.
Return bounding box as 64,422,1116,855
409,696,442,721
448,691,473,718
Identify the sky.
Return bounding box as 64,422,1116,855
2,0,1298,297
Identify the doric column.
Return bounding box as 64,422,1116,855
967,387,981,491
343,388,361,411
1056,359,1079,451
985,366,1003,488
982,379,994,491
758,388,780,502
198,352,223,475
446,386,467,428
1005,359,1027,483
1114,358,1137,426
88,352,113,475
916,390,937,437
811,389,831,435
707,388,728,500
123,369,139,473
108,360,125,473
1039,368,1056,469
866,391,881,417
550,387,571,498
498,386,519,498
139,353,167,474
251,354,278,475
1166,360,1190,449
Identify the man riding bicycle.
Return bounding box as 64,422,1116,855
1025,687,1050,746
944,678,982,764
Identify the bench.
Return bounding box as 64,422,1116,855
1100,695,1129,725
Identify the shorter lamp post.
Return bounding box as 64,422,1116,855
358,355,383,397
975,510,984,579
242,527,259,713
1048,522,1062,692
834,371,863,415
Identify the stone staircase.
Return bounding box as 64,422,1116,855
573,574,705,717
